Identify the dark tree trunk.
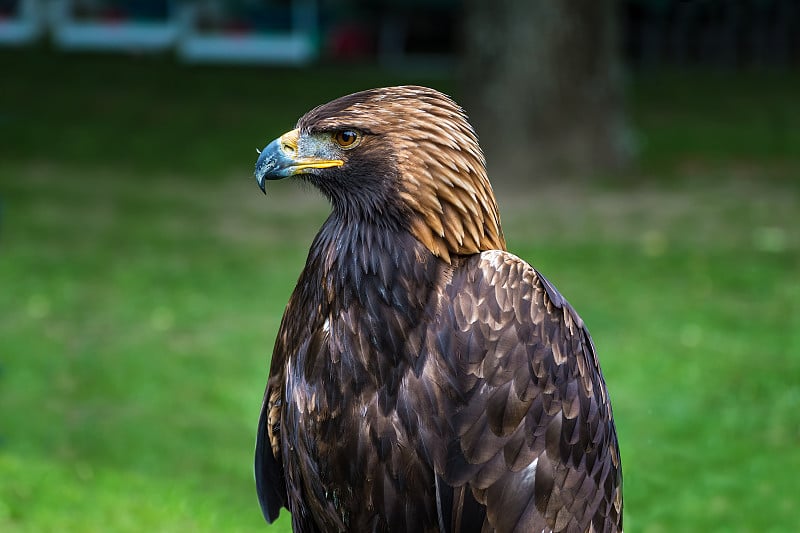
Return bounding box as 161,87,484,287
461,0,631,180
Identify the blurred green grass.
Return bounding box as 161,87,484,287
1,49,799,532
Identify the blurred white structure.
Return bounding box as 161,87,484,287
49,0,179,51
0,0,319,64
0,0,46,45
176,1,318,65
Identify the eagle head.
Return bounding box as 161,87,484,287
254,85,506,263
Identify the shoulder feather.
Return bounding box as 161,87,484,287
425,249,623,532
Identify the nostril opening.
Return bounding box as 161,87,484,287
282,143,296,155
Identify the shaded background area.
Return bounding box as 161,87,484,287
1,1,799,532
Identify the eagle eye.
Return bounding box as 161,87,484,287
333,130,360,149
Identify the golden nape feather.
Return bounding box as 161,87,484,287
252,85,622,532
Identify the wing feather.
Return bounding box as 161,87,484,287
255,392,286,523
429,250,622,532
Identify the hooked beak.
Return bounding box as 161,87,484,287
254,129,344,194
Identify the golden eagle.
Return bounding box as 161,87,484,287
253,86,622,532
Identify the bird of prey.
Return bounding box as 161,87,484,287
253,86,622,532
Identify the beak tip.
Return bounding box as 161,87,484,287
254,146,272,193
255,173,267,194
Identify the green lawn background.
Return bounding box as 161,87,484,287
1,49,798,532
